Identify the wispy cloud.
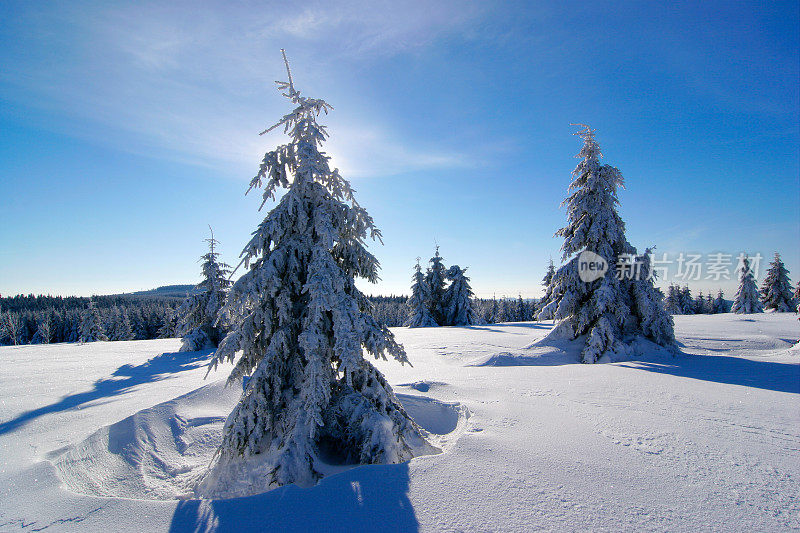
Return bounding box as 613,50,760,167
1,1,485,178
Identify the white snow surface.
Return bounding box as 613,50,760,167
0,314,798,531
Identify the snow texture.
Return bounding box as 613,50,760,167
0,314,798,531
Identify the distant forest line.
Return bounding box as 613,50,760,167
0,288,539,346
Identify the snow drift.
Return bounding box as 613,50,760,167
51,381,467,500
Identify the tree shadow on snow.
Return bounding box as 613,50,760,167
169,462,419,533
619,354,800,394
502,322,553,330
463,325,506,333
464,322,553,334
0,350,212,436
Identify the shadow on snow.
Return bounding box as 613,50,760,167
0,350,212,436
169,462,418,533
619,354,800,394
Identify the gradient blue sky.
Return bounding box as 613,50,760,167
1,0,798,299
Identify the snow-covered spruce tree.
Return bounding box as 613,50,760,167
496,297,510,322
537,259,557,319
157,308,176,338
731,256,763,314
664,284,682,314
679,286,695,315
520,294,531,321
760,253,794,312
627,248,675,346
107,307,130,341
425,246,448,326
694,291,706,314
1,310,23,345
537,126,674,363
31,312,51,344
405,258,438,327
79,299,107,343
795,281,800,317
176,228,232,351
118,309,134,340
713,289,728,314
198,54,435,497
443,265,476,326
487,295,499,324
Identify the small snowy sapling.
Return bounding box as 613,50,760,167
175,228,232,351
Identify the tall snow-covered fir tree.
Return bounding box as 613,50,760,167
198,53,435,498
405,258,438,327
760,253,794,312
443,265,476,326
537,259,557,319
175,228,232,352
537,126,674,363
731,256,763,314
79,299,107,343
425,246,448,325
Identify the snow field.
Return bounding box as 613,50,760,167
0,314,797,531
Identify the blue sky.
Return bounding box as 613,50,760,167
1,0,798,299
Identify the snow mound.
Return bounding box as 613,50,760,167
51,385,467,501
471,335,584,366
472,334,679,366
472,350,574,367
51,380,240,500
398,380,447,392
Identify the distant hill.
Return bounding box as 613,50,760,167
118,284,194,299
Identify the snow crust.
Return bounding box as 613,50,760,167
0,315,798,531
